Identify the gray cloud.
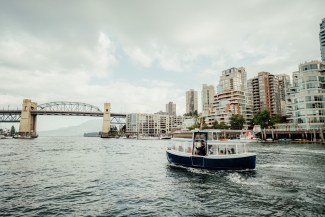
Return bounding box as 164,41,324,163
0,0,324,130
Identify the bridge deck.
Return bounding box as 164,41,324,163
0,110,126,117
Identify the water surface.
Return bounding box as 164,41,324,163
0,138,325,216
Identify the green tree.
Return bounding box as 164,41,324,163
10,125,15,136
183,111,193,117
188,122,200,131
273,114,286,124
211,120,219,129
230,114,245,130
200,117,209,129
253,110,272,129
218,121,229,129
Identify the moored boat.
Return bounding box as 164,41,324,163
160,135,171,140
166,130,256,170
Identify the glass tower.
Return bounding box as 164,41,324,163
320,18,325,62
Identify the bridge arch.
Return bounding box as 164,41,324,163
36,101,102,113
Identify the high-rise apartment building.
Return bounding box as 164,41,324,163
247,72,281,117
277,60,325,130
217,67,247,93
165,101,176,116
186,89,198,113
201,84,215,113
278,74,291,116
205,67,252,127
320,18,325,62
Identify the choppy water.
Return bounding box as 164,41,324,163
0,137,325,216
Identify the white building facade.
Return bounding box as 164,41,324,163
126,113,184,135
278,60,325,130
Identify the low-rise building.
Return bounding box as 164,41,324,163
126,113,185,135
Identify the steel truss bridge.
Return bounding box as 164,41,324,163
0,101,126,125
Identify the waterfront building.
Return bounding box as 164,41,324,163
320,18,325,62
165,102,176,116
201,84,215,114
169,115,183,131
181,116,195,130
186,89,198,113
204,67,252,126
246,72,281,117
126,113,184,135
278,60,325,130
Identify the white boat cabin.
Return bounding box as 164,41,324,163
168,130,249,156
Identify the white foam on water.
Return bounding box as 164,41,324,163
226,172,265,187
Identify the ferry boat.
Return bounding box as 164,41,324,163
166,130,256,170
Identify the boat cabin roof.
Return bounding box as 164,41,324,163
190,129,221,133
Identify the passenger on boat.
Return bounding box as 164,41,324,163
219,150,224,155
186,147,192,153
227,150,231,155
195,141,206,156
178,146,184,152
231,148,235,154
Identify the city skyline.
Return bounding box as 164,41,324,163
0,1,324,131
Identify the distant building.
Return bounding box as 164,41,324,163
247,72,281,117
278,74,291,116
217,67,247,93
126,113,184,135
320,18,325,62
165,101,176,116
186,89,198,113
201,84,215,113
181,116,195,130
155,111,168,115
277,60,325,130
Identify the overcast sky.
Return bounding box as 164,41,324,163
1,0,324,131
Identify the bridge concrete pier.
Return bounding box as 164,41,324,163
101,103,111,138
18,99,38,137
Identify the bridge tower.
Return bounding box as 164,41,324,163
101,103,111,138
19,99,38,137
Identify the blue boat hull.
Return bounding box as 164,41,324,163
166,151,256,170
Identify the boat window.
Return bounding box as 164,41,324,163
206,143,247,155
236,144,246,154
167,139,193,154
208,132,218,140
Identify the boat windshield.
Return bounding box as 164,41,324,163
208,132,219,140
